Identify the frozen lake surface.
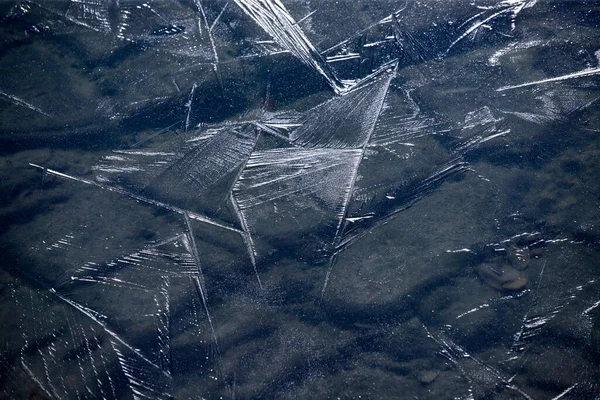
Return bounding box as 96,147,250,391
1,0,599,398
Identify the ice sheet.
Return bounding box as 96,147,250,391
1,0,600,399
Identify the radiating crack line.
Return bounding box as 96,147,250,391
29,163,243,234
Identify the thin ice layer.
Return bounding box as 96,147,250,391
3,0,600,398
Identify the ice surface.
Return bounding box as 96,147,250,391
1,0,600,399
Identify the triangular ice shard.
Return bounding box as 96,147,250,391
233,148,362,262
290,74,394,149
337,86,472,249
94,124,258,219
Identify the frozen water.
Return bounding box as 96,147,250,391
1,0,600,399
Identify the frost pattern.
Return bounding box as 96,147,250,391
2,0,600,399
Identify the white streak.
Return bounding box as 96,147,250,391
234,0,345,93
185,83,197,131
582,299,600,316
551,383,578,400
497,68,600,91
210,2,229,32
447,8,513,53
229,194,263,289
0,88,50,117
296,9,317,25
